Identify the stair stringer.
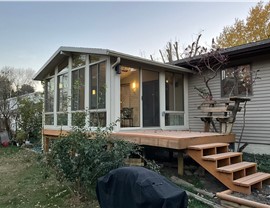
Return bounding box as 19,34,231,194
187,148,252,194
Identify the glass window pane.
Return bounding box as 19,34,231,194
237,65,252,97
175,74,184,111
45,114,54,125
72,112,86,127
90,112,106,127
90,62,106,110
45,78,54,112
57,73,68,112
72,54,86,68
165,113,184,126
98,62,106,109
89,55,100,63
72,68,85,110
221,65,252,97
90,65,98,109
165,72,174,111
58,59,68,73
57,113,68,126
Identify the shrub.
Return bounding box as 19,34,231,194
48,123,159,196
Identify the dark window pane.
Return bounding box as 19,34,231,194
58,59,68,73
90,112,106,127
90,65,98,109
57,113,68,126
98,62,106,109
45,78,54,112
72,54,86,68
165,113,184,126
72,112,86,127
45,114,54,125
89,55,100,63
57,73,68,112
175,74,184,111
72,68,85,110
221,65,252,97
165,72,174,111
90,62,106,109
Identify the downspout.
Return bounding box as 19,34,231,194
112,57,121,74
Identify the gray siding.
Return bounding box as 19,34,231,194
188,54,270,145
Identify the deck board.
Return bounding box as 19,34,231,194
112,130,235,150
42,129,235,151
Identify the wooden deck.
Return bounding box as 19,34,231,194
42,129,235,152
112,130,235,150
42,129,235,176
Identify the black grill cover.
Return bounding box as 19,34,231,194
96,166,188,208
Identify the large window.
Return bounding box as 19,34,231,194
72,68,85,111
221,64,252,97
45,78,55,125
165,72,184,126
90,62,106,109
45,78,55,112
72,54,86,68
57,73,68,125
89,61,106,126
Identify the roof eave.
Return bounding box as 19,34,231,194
33,47,193,81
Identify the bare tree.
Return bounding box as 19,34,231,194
1,66,36,94
0,75,15,137
0,66,36,138
186,44,227,100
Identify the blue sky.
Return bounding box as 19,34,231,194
0,1,259,72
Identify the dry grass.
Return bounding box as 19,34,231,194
0,146,99,208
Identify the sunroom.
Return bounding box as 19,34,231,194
33,47,193,134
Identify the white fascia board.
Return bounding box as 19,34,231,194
107,50,194,74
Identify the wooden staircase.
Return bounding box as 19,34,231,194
187,143,270,195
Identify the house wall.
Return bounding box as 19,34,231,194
188,54,270,154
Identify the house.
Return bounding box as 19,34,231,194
33,47,194,135
174,38,270,154
33,44,270,197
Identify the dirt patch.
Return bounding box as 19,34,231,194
231,185,270,205
161,159,270,206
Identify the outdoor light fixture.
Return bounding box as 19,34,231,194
92,89,96,95
131,81,136,92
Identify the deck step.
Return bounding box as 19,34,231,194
217,162,256,173
234,172,270,187
203,152,242,161
188,143,229,150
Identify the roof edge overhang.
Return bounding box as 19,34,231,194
173,38,270,67
33,46,193,81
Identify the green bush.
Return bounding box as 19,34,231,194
243,152,270,173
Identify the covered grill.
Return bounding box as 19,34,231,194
96,166,188,208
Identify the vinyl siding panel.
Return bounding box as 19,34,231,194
188,54,270,145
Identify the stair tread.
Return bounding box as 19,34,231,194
217,162,256,173
203,152,242,161
188,143,229,150
234,172,270,187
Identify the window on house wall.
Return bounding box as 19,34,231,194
165,72,184,126
89,55,100,63
221,64,252,97
57,73,68,125
89,61,106,126
58,59,68,73
72,68,85,111
45,78,54,125
72,54,86,68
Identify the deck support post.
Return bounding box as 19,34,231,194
177,151,184,176
43,136,49,153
